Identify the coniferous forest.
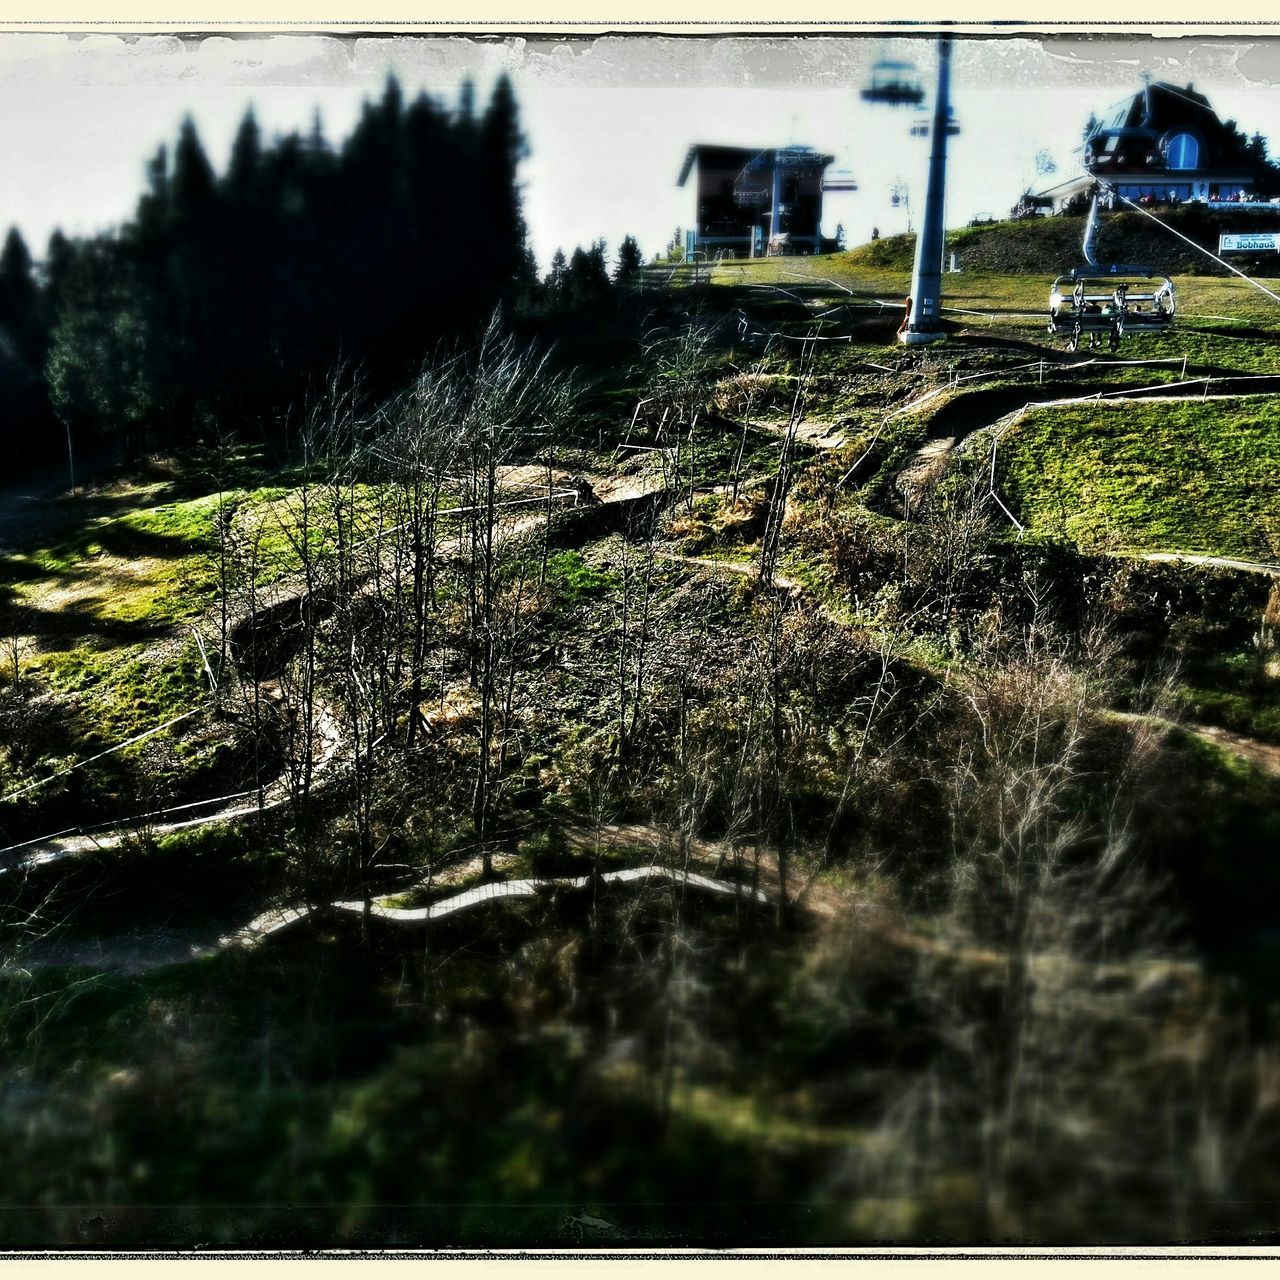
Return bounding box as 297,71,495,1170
0,75,533,468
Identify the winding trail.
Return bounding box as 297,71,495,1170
1133,551,1280,579
0,703,342,879
12,861,770,973
229,865,771,948
2,465,666,883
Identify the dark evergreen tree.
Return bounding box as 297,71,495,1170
562,244,607,308
479,73,530,310
0,228,38,362
46,241,172,463
0,227,54,465
547,248,569,310
226,109,263,196
38,229,77,359
134,146,170,241
613,233,643,282
171,117,218,222
513,243,544,315
304,107,326,154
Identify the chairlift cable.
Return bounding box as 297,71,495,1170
1109,186,1280,306
1152,81,1216,113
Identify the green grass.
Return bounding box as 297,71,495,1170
540,549,620,612
710,252,1280,374
994,395,1280,560
842,210,1280,279
33,642,206,741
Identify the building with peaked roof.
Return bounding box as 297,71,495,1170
1083,81,1264,204
676,144,835,257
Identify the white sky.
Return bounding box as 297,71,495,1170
3,32,1280,271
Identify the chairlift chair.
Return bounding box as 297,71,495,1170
1047,267,1176,352
909,105,961,139
861,59,926,106
1047,185,1176,351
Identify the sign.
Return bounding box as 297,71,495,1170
1219,232,1280,253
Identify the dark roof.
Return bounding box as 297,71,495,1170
677,144,835,187
677,145,755,186
1085,82,1258,174
1100,82,1215,132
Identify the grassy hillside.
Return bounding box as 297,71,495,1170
993,395,1280,560
6,249,1280,1249
844,208,1280,277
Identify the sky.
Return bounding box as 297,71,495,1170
4,31,1280,272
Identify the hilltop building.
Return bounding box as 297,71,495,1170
676,144,835,258
1083,81,1265,204
1027,82,1270,214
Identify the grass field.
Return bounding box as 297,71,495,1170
993,395,1280,560
709,251,1280,374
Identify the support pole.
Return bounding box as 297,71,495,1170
901,34,952,346
1082,189,1101,269
769,152,782,256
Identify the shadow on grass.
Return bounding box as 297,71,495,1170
5,602,174,648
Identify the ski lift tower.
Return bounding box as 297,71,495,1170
864,35,957,344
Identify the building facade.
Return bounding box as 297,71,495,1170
1083,82,1264,204
676,144,835,257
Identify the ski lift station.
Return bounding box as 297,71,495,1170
676,144,843,258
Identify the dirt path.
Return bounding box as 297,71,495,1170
1192,723,1280,776
1106,709,1280,780
222,858,771,954
652,550,801,593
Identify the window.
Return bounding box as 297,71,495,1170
1166,132,1199,170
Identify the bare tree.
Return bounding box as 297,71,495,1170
197,426,241,671
2,604,30,695
821,599,1277,1241
640,316,722,514
449,322,577,877
759,336,818,590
